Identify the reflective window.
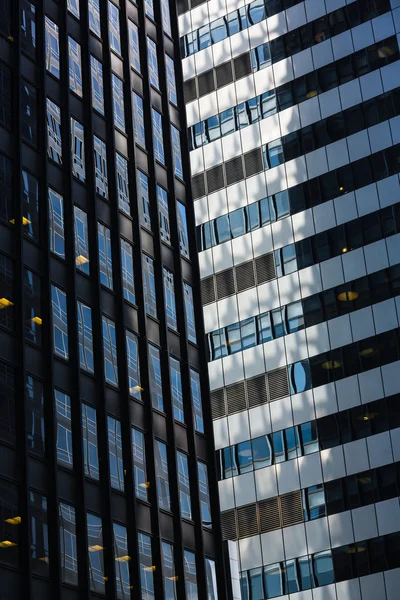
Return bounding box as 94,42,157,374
88,0,101,37
132,92,146,148
49,188,65,259
206,558,219,600
0,361,15,445
152,109,165,164
108,416,124,491
113,523,131,598
45,17,60,78
155,440,170,511
74,206,90,274
163,268,177,330
198,462,212,528
143,254,157,317
67,0,80,18
139,533,155,599
77,301,94,373
170,357,184,422
68,37,83,96
165,55,177,104
90,56,104,114
0,63,11,129
115,154,129,214
108,1,121,54
102,316,118,386
112,74,125,131
121,239,135,304
162,542,177,600
59,503,78,584
0,253,13,331
190,369,204,434
126,330,141,399
171,126,183,179
21,1,36,58
147,38,159,88
177,201,190,258
23,268,41,345
132,427,148,500
82,403,100,480
94,136,108,198
55,389,73,468
157,186,170,244
22,169,39,240
29,492,49,575
46,98,62,164
71,119,85,181
183,282,196,344
21,81,37,146
145,0,154,20
149,344,163,411
25,375,45,458
128,21,140,72
160,0,172,35
98,223,113,289
87,513,105,594
177,451,192,520
0,153,12,224
0,0,11,39
138,170,151,229
0,478,19,567
184,550,198,599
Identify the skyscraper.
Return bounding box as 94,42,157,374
179,0,400,598
0,0,227,598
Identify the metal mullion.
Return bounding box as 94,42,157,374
57,2,91,596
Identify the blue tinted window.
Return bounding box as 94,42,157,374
108,1,121,54
190,368,204,434
171,126,183,179
107,416,124,491
77,301,94,373
91,56,104,115
198,462,212,528
23,268,41,345
74,206,90,275
183,282,196,343
177,452,192,520
82,404,99,480
155,440,170,510
132,92,146,147
116,153,129,213
126,330,141,399
149,344,163,411
112,74,125,131
98,223,113,290
88,0,101,37
55,389,73,468
68,37,83,97
102,316,118,386
147,38,159,88
128,21,140,72
52,285,68,359
132,427,148,500
170,357,184,423
45,17,60,78
152,109,165,164
94,136,108,198
143,254,157,317
163,268,177,331
165,55,177,104
120,239,135,304
137,170,151,229
113,523,131,595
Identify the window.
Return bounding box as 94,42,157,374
87,513,105,594
23,268,41,345
132,92,146,147
157,186,170,243
59,503,78,584
160,0,172,36
155,440,170,511
139,533,155,599
190,369,204,434
149,344,163,411
121,239,135,304
147,38,159,88
21,169,39,240
94,135,108,198
0,253,13,331
29,492,49,575
77,301,94,373
98,223,113,289
68,37,83,96
113,523,131,599
0,479,19,567
112,74,125,131
145,0,154,20
82,403,100,480
198,462,212,528
126,330,141,399
25,375,45,457
152,109,165,164
128,21,140,72
0,0,11,39
0,63,11,129
206,558,219,600
0,152,12,224
162,542,177,600
108,416,124,491
165,55,177,105
108,1,121,54
55,389,73,468
132,427,148,500
46,98,62,164
21,81,37,145
71,119,86,181
88,0,101,37
163,268,177,330
171,126,183,179
177,452,192,520
142,254,157,317
90,56,104,114
116,153,129,214
45,17,60,78
0,361,15,445
74,206,90,274
103,316,118,386
177,201,189,258
137,170,151,229
68,0,80,18
184,551,198,599
170,357,184,422
21,1,36,58
183,282,196,343
49,188,65,258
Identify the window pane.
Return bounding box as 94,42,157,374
165,55,177,104
143,254,157,317
132,92,146,148
59,503,78,584
126,330,141,399
25,375,45,457
206,558,219,600
102,316,119,386
88,0,101,37
198,462,212,528
108,1,121,54
162,542,177,600
147,38,159,88
116,153,129,213
71,119,86,181
128,21,140,72
163,268,177,330
170,356,184,422
20,1,36,58
87,513,105,594
108,416,124,491
22,170,39,240
0,152,12,224
171,126,183,179
137,170,151,229
184,550,198,600
152,108,165,164
0,478,19,567
112,74,125,131
67,0,80,18
0,63,11,129
98,223,113,289
120,239,135,304
21,81,37,146
177,201,190,258
55,389,73,468
49,188,65,259
0,253,13,330
183,282,196,343
77,301,94,373
177,451,192,520
29,491,49,575
74,206,90,274
139,533,155,600
155,440,170,511
149,344,163,411
90,56,104,115
157,186,170,244
23,268,41,344
45,17,60,78
190,368,204,434
94,135,108,198
82,404,100,480
68,37,83,96
46,98,62,164
145,0,154,19
113,523,131,599
160,0,172,36
132,427,148,501
0,361,15,446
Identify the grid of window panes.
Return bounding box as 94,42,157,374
0,0,223,598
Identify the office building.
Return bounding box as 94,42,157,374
0,0,228,598
178,0,400,598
